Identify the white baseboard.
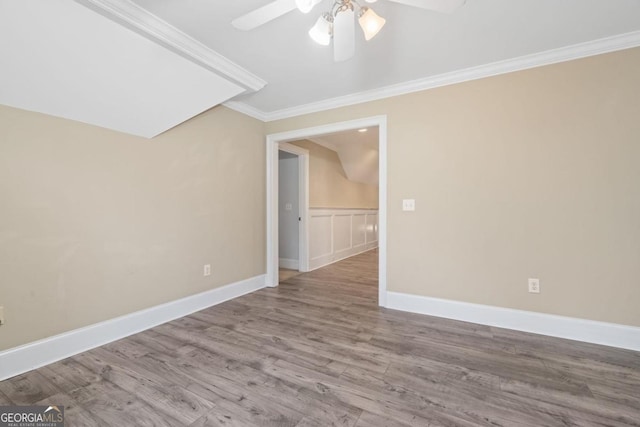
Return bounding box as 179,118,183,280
279,258,299,270
0,274,266,381
310,243,378,271
386,292,640,352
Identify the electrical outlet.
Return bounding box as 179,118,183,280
0,306,4,325
204,264,211,277
528,278,540,293
402,199,416,211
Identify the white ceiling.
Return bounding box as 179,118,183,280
130,0,640,114
2,1,639,136
0,0,251,138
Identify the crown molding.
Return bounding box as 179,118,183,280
223,100,269,121
231,30,640,122
74,0,267,93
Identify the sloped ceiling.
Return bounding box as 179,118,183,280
311,128,379,186
0,0,261,138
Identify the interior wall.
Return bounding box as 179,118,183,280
0,105,266,351
278,151,299,263
267,47,640,327
290,139,378,209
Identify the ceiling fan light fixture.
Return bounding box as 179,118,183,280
309,13,333,46
296,0,317,14
358,7,386,41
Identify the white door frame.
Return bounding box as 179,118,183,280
266,115,388,307
278,142,310,272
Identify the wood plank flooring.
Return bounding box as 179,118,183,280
1,249,639,426
279,268,302,282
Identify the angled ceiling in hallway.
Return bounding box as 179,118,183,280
310,127,380,186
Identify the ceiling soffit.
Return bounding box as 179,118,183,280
75,0,267,93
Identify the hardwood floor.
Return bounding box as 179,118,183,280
1,249,639,426
279,268,302,282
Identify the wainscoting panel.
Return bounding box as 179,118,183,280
352,214,367,248
309,208,378,270
333,215,352,254
366,213,378,244
309,214,333,260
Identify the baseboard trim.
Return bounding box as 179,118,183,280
386,292,640,352
310,244,378,271
0,274,266,381
278,258,299,271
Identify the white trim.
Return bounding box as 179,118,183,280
223,101,269,121
310,245,378,272
228,31,640,122
378,117,388,307
266,116,388,307
279,258,299,270
277,142,309,156
309,208,379,215
278,142,310,273
0,275,266,381
386,292,640,352
308,209,378,271
74,0,267,92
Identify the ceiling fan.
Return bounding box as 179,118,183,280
232,0,467,62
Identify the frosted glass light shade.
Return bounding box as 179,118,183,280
309,14,333,46
296,0,317,13
358,7,385,41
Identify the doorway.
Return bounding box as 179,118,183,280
266,116,388,307
277,142,310,280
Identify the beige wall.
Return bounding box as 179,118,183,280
290,139,378,209
1,47,638,354
0,105,266,350
268,48,640,327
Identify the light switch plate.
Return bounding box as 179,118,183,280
402,199,416,211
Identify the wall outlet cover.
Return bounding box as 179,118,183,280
402,199,416,211
528,278,540,293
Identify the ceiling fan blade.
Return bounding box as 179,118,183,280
232,0,297,31
333,9,355,62
386,0,466,13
